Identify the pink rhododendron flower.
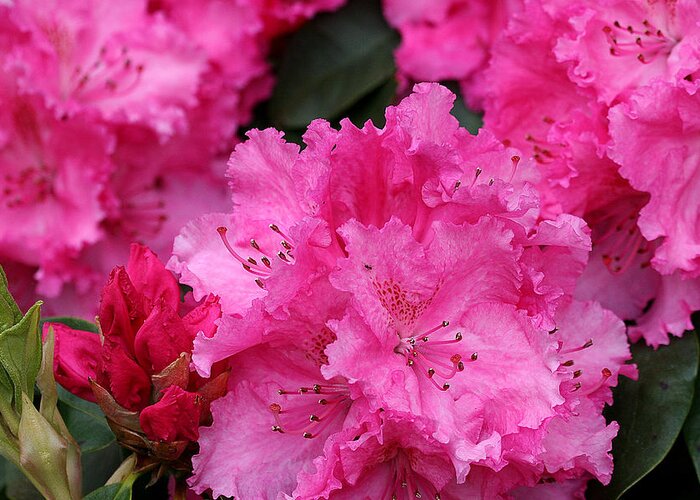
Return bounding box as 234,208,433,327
44,244,227,463
0,0,347,317
552,0,700,104
383,0,520,108
480,0,700,345
171,83,635,497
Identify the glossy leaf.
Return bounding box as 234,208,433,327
269,0,399,128
41,316,99,334
57,387,115,454
83,482,132,500
345,77,397,128
588,333,699,499
0,303,42,412
684,346,700,481
0,267,22,332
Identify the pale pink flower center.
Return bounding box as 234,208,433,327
2,164,54,208
602,19,676,64
2,102,55,208
217,223,295,289
589,196,655,275
65,45,145,102
268,383,351,439
107,180,168,238
394,320,477,392
524,131,564,165
380,450,442,500
554,335,613,395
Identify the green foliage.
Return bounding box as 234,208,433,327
443,81,484,134
57,388,122,494
589,333,699,499
0,303,42,414
684,365,700,481
0,269,22,333
268,0,399,129
41,317,99,334
83,482,133,500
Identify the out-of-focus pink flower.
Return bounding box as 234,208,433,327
6,0,206,137
177,84,634,497
0,0,346,317
383,0,521,107
44,244,227,465
0,84,112,290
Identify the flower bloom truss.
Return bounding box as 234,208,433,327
474,0,700,346
0,0,344,316
168,83,637,498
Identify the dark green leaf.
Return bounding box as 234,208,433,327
588,333,699,499
345,77,397,129
622,437,699,499
58,389,122,495
269,0,399,128
0,457,41,499
443,81,483,135
83,483,132,500
0,303,42,411
81,444,124,496
57,387,114,453
41,317,98,334
84,466,142,500
0,267,22,332
684,346,700,481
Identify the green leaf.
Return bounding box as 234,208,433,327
684,344,700,481
57,387,114,454
588,333,699,499
83,483,131,500
0,303,42,412
83,468,139,500
0,457,42,499
269,0,399,129
0,267,22,332
345,77,397,129
56,384,121,494
80,444,124,496
443,81,483,135
40,317,98,334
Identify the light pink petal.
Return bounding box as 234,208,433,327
609,82,700,277
167,213,266,314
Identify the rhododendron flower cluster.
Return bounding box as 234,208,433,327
168,84,636,498
0,0,344,316
470,0,700,346
46,244,228,468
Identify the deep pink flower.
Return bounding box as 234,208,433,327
178,84,634,497
44,244,227,464
140,385,202,442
